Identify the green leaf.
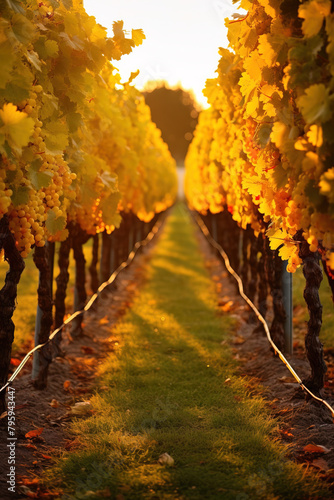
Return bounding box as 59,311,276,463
100,171,118,191
26,50,42,72
273,163,289,189
27,161,53,189
34,36,59,59
0,41,15,89
11,13,35,45
45,39,59,57
46,209,66,235
66,111,82,133
3,65,33,103
100,192,121,227
40,92,59,120
297,84,332,124
44,121,69,154
5,0,25,14
11,185,30,206
256,123,272,148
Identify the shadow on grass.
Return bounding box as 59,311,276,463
48,205,329,500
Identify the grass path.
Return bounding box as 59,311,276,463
48,204,327,499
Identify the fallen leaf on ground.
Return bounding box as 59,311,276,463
310,458,329,471
81,346,95,355
10,358,21,366
99,316,109,325
158,453,174,466
303,444,331,454
63,380,71,391
20,443,37,450
49,399,59,408
64,438,81,450
221,301,234,312
233,336,246,345
20,477,40,486
69,401,92,416
25,428,44,439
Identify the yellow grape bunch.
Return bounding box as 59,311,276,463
0,0,177,257
185,0,334,273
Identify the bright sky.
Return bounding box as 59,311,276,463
83,0,240,108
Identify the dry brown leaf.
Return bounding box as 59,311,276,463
20,443,38,450
99,316,109,325
63,380,71,391
25,428,44,439
221,301,234,312
69,401,92,416
303,444,331,454
81,346,95,355
233,336,246,345
310,458,329,471
49,399,59,408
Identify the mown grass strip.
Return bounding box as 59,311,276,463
47,204,328,499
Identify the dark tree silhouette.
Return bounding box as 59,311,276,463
143,82,200,164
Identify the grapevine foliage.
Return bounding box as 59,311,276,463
0,0,177,258
185,0,334,273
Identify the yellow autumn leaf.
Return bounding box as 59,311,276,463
245,95,259,118
297,84,332,124
258,34,277,67
328,252,334,270
242,176,262,197
0,103,27,125
270,121,287,148
268,228,288,250
243,51,265,82
299,0,331,38
279,242,295,261
264,102,276,117
307,124,323,147
302,152,320,173
238,71,256,98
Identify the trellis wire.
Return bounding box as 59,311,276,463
192,210,334,418
0,218,163,395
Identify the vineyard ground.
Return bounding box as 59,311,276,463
0,205,333,498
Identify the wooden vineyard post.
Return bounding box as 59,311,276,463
0,216,25,413
257,233,268,320
100,231,112,284
297,232,327,395
32,244,54,389
241,227,250,296
128,212,134,255
89,234,99,294
248,230,258,323
54,235,71,347
282,262,293,355
71,225,89,338
267,250,286,351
